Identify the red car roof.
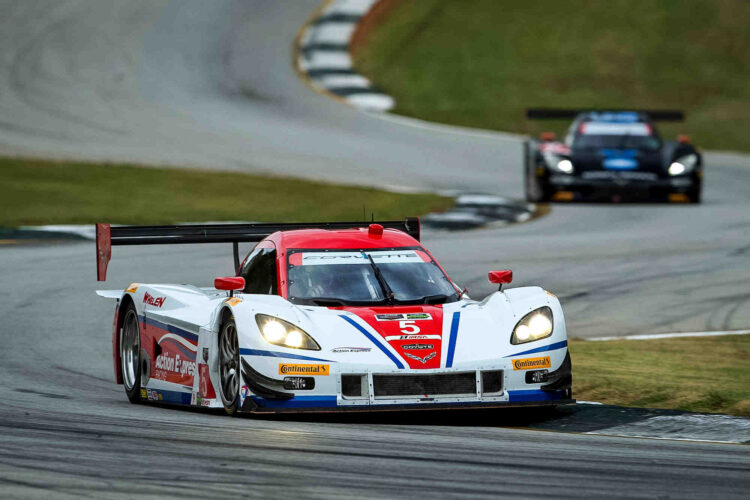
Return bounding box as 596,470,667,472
272,227,420,250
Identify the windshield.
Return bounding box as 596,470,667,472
573,134,661,151
286,248,458,306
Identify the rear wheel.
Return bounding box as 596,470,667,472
120,305,142,403
524,141,550,202
219,318,241,415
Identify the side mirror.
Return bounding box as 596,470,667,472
540,131,556,141
215,276,245,292
488,270,513,291
677,134,690,144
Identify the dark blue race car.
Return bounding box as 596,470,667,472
524,109,702,203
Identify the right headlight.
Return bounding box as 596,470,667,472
668,154,698,176
511,307,553,345
255,314,320,350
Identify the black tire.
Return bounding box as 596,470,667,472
218,317,241,415
120,304,142,404
524,140,550,202
687,181,702,203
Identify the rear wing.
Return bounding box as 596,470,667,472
526,109,684,121
95,218,420,281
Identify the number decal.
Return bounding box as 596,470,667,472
399,320,420,334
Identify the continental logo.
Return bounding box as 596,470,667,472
279,364,329,376
225,297,242,306
512,356,551,371
125,283,139,293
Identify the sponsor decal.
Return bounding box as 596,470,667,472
297,250,423,266
545,290,557,299
402,343,434,350
225,297,242,306
375,313,432,321
403,351,437,364
145,388,162,401
198,364,216,399
512,356,552,371
279,363,330,376
143,292,165,308
332,347,371,353
239,385,250,406
140,388,147,399
125,283,139,293
384,334,441,341
155,352,196,377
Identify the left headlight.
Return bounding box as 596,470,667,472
543,153,574,174
668,154,698,176
255,314,321,350
511,307,553,345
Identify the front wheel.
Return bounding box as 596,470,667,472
218,318,241,415
687,181,702,203
120,305,142,403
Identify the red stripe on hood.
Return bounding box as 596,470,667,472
339,306,444,369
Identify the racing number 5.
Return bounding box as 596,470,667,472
399,320,420,334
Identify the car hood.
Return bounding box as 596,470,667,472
570,148,663,173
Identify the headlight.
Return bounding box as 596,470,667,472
556,159,574,174
544,153,574,174
668,154,698,176
511,307,553,345
255,314,320,350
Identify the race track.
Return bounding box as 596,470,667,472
1,1,749,497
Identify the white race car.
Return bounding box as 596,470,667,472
95,219,572,413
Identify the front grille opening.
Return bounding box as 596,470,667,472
342,374,365,398
481,370,504,394
373,372,476,398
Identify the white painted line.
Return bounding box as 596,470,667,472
316,74,371,88
307,24,357,44
587,329,750,341
455,194,511,206
302,51,352,69
346,93,394,111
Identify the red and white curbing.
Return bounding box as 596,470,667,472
297,0,395,111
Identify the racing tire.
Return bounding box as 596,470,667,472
687,182,702,204
120,304,142,404
524,141,550,202
218,317,241,416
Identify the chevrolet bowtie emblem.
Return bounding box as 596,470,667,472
403,351,437,364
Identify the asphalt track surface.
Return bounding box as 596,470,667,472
1,1,750,497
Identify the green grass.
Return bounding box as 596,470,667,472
0,158,451,226
354,0,750,151
570,335,750,416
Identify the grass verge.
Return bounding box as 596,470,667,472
0,157,452,226
570,335,750,416
354,0,750,152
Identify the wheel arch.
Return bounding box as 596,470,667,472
112,293,136,385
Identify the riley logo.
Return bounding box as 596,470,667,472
143,292,165,308
403,351,437,364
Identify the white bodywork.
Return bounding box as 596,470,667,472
100,283,571,412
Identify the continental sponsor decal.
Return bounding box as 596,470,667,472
512,356,551,371
225,297,242,306
126,283,139,293
278,363,330,376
